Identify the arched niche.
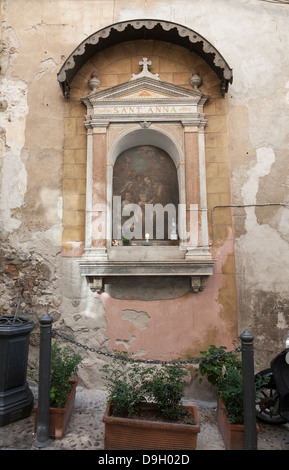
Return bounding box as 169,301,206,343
111,144,179,243
106,127,185,246
108,127,182,168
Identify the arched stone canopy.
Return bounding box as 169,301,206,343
108,127,182,169
57,19,233,99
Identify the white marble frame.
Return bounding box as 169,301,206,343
106,125,186,251
83,122,210,261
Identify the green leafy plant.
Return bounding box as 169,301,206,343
101,354,191,422
49,341,82,407
28,340,82,408
195,344,244,424
217,365,244,424
196,344,241,387
101,353,148,417
144,362,187,420
196,343,269,424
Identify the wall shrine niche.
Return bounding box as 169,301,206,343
79,59,216,293
113,145,179,242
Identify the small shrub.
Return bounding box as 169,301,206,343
196,342,269,424
101,353,148,417
145,362,187,420
217,365,244,423
50,341,82,407
101,355,190,422
28,340,82,408
196,344,241,387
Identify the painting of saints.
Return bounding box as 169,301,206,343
113,145,179,241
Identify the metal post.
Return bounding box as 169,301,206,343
240,330,257,450
34,313,52,448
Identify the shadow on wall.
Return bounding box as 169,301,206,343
104,276,192,300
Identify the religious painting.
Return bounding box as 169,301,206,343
113,145,179,241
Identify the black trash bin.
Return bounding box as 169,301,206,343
0,315,35,427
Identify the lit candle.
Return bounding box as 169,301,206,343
145,233,149,242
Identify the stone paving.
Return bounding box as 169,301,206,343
1,386,289,451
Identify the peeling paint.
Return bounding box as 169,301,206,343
277,311,287,330
101,229,237,361
286,81,289,105
242,291,289,368
237,146,289,296
121,309,150,330
242,147,275,208
0,77,28,234
34,58,57,80
0,78,28,148
115,334,137,349
0,23,20,75
240,147,275,235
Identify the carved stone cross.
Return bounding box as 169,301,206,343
139,57,152,73
131,57,160,81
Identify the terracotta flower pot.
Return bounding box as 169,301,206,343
217,396,259,450
34,380,78,439
103,401,200,450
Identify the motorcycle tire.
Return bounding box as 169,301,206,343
255,368,287,425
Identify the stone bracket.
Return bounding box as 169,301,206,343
87,277,104,293
80,259,216,293
191,276,207,293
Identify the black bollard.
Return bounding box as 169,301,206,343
34,313,53,448
240,330,257,450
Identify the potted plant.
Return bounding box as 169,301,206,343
101,353,200,450
122,236,130,246
33,340,82,438
196,344,266,450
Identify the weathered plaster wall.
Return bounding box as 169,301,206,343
0,0,289,386
224,3,289,363
0,2,65,342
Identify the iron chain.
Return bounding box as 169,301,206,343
53,329,240,365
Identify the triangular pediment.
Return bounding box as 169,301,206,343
82,77,209,107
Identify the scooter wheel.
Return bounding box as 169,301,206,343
255,369,287,424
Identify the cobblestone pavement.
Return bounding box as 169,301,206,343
1,386,289,451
